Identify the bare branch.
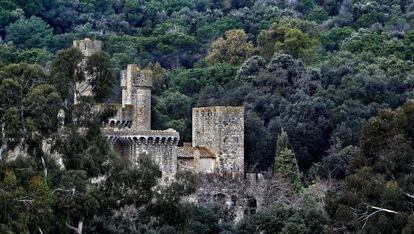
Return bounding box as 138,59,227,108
405,192,414,199
66,222,78,232
52,188,76,195
364,203,398,214
354,203,399,230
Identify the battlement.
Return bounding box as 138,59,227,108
193,106,244,114
121,64,153,89
73,38,102,56
98,104,134,128
104,128,179,144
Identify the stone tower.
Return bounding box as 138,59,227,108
192,106,245,174
72,38,102,104
105,63,178,182
121,64,153,131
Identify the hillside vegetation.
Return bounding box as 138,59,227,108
2,0,414,233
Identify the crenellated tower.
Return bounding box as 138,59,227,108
103,63,178,182
72,38,102,104
120,64,153,131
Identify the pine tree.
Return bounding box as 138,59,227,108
274,130,302,191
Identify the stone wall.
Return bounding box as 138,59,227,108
120,69,131,105
178,158,195,172
106,129,180,182
73,38,102,56
121,64,153,131
133,139,178,182
192,106,244,174
188,173,266,223
99,103,134,128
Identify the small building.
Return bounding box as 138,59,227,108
177,143,216,173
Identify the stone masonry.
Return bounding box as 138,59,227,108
192,106,245,174
120,64,153,131
72,38,246,183
102,62,179,181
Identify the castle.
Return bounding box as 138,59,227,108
73,38,245,181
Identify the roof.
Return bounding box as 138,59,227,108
177,146,216,159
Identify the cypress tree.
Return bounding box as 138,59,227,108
274,130,302,191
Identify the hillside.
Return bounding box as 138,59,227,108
2,0,414,233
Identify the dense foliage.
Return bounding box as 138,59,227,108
2,0,414,232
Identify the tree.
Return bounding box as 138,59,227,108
100,155,161,210
54,170,100,234
0,3,21,35
57,101,114,177
0,79,21,117
16,48,51,66
312,146,357,180
206,29,255,65
236,55,266,82
23,84,62,136
275,28,316,64
237,203,328,234
319,27,354,52
51,48,114,104
50,48,84,103
1,107,24,147
0,158,54,233
305,6,329,23
327,101,414,232
0,64,53,151
254,53,306,96
6,16,53,49
85,51,114,102
274,130,302,192
257,18,316,61
149,170,199,229
295,0,314,15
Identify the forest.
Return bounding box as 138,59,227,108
2,0,414,233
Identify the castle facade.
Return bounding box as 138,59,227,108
73,38,245,181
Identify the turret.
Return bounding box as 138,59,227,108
73,38,102,56
121,64,153,131
72,38,102,104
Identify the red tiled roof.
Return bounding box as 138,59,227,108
198,147,215,159
177,146,195,159
177,146,215,159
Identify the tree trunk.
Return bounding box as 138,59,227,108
77,220,83,234
41,156,47,179
66,220,83,234
0,123,6,160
